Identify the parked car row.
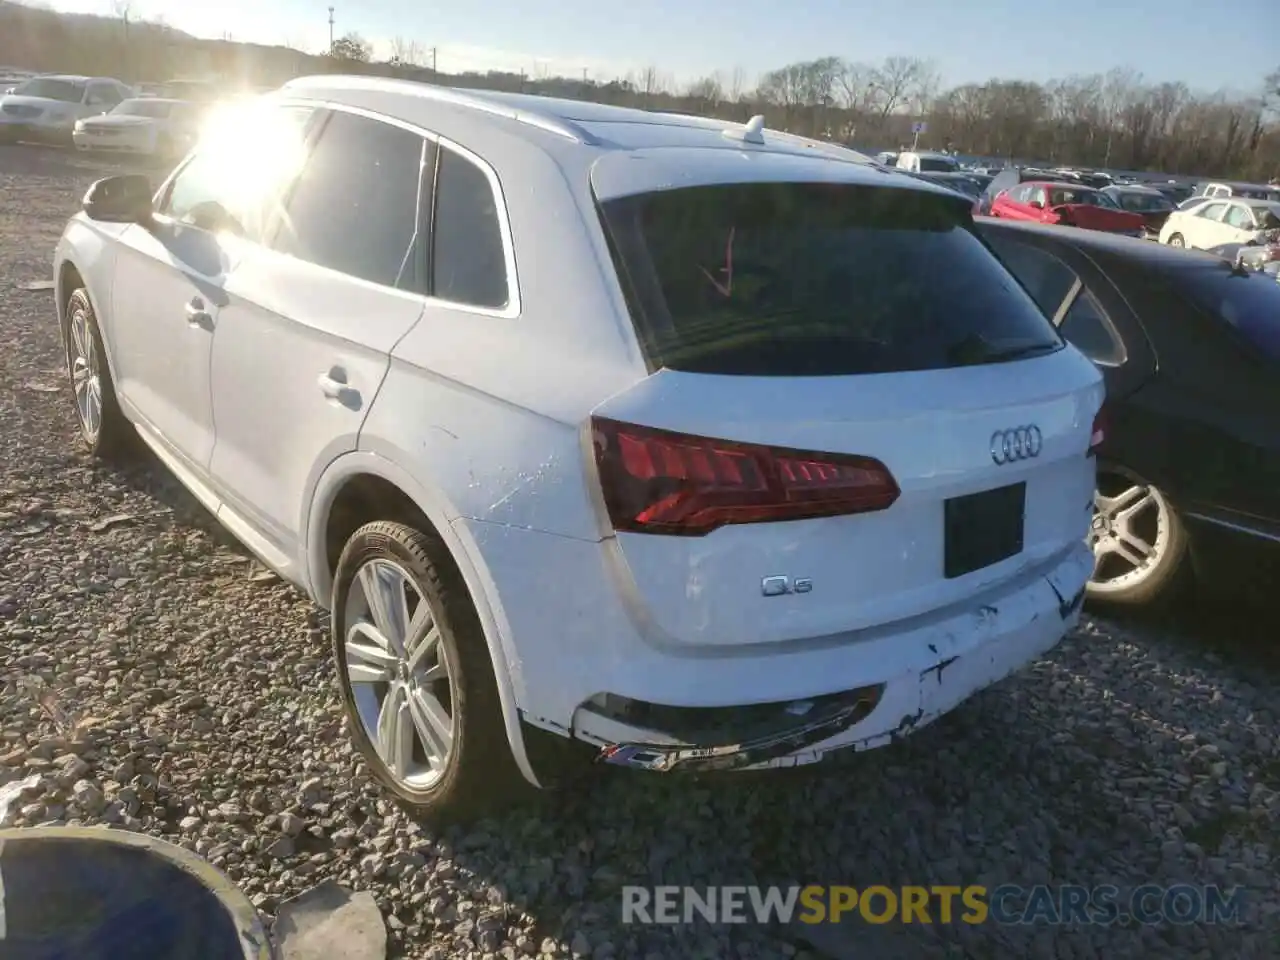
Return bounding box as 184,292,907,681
0,72,265,159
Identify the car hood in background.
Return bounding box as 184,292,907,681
1,95,76,112
80,115,157,129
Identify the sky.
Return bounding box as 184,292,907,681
40,0,1280,95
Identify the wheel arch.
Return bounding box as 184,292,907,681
55,225,124,386
304,449,542,788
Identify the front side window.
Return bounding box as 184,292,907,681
272,110,424,288
160,103,316,241
86,84,122,106
599,182,1063,376
112,99,172,119
13,78,85,102
1224,205,1255,230
1196,202,1228,221
431,145,510,309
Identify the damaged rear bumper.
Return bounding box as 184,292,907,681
586,543,1093,772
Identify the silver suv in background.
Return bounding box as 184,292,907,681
0,75,134,145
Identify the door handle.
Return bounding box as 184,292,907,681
185,297,213,330
317,367,361,407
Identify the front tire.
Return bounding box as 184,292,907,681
1167,233,1185,248
331,521,527,821
63,288,135,460
1086,466,1191,608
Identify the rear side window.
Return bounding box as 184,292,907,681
599,182,1063,376
982,233,1077,317
273,110,424,289
1172,267,1280,364
1059,290,1126,366
431,146,509,310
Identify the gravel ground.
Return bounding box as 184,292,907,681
1,143,1278,960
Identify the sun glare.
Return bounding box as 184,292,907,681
194,99,309,220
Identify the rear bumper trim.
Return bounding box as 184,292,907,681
596,688,881,772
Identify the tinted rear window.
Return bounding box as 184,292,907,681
1114,191,1174,212
599,182,1063,376
1172,267,1280,363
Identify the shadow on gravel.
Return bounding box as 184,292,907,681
101,442,252,557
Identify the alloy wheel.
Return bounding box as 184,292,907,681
67,303,102,442
342,558,456,788
1087,472,1171,593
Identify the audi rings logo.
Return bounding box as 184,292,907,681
990,425,1043,465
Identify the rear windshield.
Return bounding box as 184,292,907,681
1172,266,1280,364
113,99,172,118
1114,191,1174,212
12,78,85,102
917,156,958,172
598,182,1063,376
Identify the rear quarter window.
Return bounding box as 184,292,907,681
598,181,1063,376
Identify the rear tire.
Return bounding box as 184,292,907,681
1167,233,1185,248
331,521,529,822
1086,466,1192,608
63,288,136,461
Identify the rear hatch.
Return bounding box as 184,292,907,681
591,174,1104,648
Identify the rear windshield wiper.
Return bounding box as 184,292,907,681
946,335,1058,366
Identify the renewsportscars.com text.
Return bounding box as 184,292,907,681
621,884,1245,926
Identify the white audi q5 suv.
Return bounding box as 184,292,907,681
54,77,1104,820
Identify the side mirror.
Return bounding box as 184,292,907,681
82,174,153,224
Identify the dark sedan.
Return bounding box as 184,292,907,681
976,219,1280,607
908,170,986,200
1100,184,1177,238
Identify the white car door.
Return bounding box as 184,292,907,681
107,105,312,473
108,176,241,471
207,107,427,562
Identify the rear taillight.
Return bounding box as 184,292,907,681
590,417,900,536
1088,407,1107,455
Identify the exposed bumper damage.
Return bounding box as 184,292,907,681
596,686,882,773
587,546,1093,773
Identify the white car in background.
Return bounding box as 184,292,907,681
52,80,1104,819
73,98,206,159
1159,197,1280,250
0,75,134,144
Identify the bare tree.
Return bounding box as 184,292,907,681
726,66,747,103
389,36,424,67
685,74,724,105
871,56,925,121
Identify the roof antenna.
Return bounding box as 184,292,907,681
724,114,766,145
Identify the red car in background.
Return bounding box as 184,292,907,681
989,181,1147,236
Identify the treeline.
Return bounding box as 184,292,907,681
2,0,1277,180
